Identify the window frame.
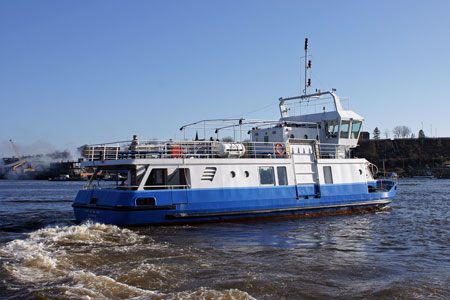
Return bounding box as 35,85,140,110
258,166,275,185
277,166,288,186
323,166,333,184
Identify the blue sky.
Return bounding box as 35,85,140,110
1,0,450,156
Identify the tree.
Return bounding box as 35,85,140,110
373,127,380,140
383,128,390,139
418,129,426,138
392,125,411,138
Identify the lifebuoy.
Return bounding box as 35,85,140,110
275,143,285,155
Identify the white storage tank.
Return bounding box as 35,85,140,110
216,143,246,158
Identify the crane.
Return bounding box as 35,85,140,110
9,139,22,161
8,139,27,172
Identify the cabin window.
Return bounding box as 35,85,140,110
264,136,269,143
145,168,168,187
167,168,191,188
351,121,362,139
325,120,339,138
259,166,275,185
340,120,350,139
323,166,333,184
277,166,288,185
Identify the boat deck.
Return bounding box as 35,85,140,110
80,139,347,162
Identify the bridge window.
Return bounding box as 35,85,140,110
351,121,362,139
259,166,275,185
325,120,339,138
340,120,350,139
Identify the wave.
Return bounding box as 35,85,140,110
0,222,255,300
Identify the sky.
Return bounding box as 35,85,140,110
1,0,450,157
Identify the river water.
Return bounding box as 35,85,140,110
0,179,448,299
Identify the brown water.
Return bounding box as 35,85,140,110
0,179,449,299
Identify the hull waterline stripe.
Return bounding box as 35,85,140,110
165,200,390,219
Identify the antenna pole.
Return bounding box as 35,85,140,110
304,38,308,95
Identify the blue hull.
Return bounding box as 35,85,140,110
72,181,396,225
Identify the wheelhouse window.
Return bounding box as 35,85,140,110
323,166,333,184
340,120,350,139
259,166,275,185
277,166,288,186
325,120,339,138
351,121,362,139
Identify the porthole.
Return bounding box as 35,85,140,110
359,169,362,175
230,171,236,178
245,171,249,177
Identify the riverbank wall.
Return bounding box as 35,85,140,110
353,137,450,178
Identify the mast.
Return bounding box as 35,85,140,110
303,38,312,96
304,38,308,95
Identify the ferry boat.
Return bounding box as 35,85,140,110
73,41,397,225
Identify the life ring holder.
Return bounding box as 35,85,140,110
367,162,379,175
275,143,286,155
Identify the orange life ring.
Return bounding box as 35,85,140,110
275,143,285,155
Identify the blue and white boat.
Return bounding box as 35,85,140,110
73,42,396,225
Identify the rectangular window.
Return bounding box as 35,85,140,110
325,120,339,138
340,120,350,139
323,166,333,184
277,166,288,185
146,168,168,186
259,166,275,185
351,121,362,139
264,136,269,143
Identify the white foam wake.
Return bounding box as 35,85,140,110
0,222,256,300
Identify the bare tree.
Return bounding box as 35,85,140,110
383,128,390,139
392,125,411,138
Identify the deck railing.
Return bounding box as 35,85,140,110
80,139,352,161
81,140,292,161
